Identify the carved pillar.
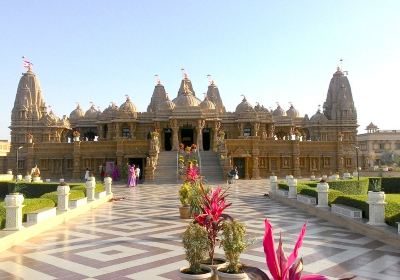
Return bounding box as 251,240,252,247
72,141,81,179
170,119,179,151
253,122,260,137
252,156,260,179
337,139,344,173
238,122,244,137
116,139,124,166
115,123,121,139
261,124,267,140
98,125,103,141
212,121,220,152
130,123,136,139
292,140,300,177
245,157,250,179
197,120,205,151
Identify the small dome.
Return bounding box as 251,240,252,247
310,109,328,123
102,103,119,119
174,94,201,107
69,104,84,120
159,97,175,111
84,105,99,119
286,104,300,118
235,97,254,113
273,105,286,117
200,96,216,110
119,96,137,114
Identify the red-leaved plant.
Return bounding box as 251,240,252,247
194,186,232,265
263,219,328,280
186,165,200,181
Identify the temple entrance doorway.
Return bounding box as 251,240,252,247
128,158,144,181
180,128,194,148
233,157,245,179
202,128,211,151
164,128,172,151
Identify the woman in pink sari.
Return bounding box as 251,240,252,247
127,164,136,187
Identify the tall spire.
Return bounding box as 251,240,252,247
206,76,225,113
323,66,357,121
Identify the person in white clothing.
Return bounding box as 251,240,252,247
135,166,140,185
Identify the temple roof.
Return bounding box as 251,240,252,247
69,104,85,120
235,97,255,113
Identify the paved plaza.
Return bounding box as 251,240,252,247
0,180,399,280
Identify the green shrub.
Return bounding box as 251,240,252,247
70,183,104,195
10,182,59,198
368,177,382,192
381,177,400,193
332,195,369,218
40,190,85,205
326,178,369,195
22,198,56,222
278,182,289,190
302,181,318,188
0,201,5,229
95,183,105,193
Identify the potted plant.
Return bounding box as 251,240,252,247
180,223,213,279
179,182,191,219
217,219,251,280
194,186,232,279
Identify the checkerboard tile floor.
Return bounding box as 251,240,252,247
0,180,399,279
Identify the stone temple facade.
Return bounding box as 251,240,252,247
2,67,358,180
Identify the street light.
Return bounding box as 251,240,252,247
354,145,360,186
16,146,23,180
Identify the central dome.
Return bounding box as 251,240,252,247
235,97,254,113
173,94,201,107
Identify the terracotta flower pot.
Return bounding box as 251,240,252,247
179,205,191,219
179,265,213,279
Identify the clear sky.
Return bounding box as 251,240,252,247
1,0,399,140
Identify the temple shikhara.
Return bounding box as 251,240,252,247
2,66,358,181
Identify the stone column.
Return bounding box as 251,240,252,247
252,156,260,179
104,176,112,195
197,120,205,151
317,182,329,208
72,141,81,179
288,178,297,199
170,119,179,151
130,123,136,139
85,177,96,201
367,191,386,226
253,122,260,137
285,175,293,184
270,176,278,193
57,183,70,212
4,193,24,230
212,122,220,152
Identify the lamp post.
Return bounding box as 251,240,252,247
355,145,360,186
16,146,23,180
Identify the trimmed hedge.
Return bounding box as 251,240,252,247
367,177,382,192
381,178,400,194
40,190,85,205
70,183,104,195
303,178,369,195
0,201,5,229
332,194,400,227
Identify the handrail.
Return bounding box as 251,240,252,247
176,151,179,183
197,149,202,175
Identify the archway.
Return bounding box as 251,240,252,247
202,128,210,151
164,128,172,151
180,128,194,148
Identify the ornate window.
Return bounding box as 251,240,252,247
122,127,130,138
243,127,251,137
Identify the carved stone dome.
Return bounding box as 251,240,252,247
159,97,175,111
235,97,254,113
101,103,119,119
310,109,328,123
84,105,99,119
273,105,286,117
200,96,216,110
69,104,84,120
286,104,300,118
173,94,201,107
118,96,137,118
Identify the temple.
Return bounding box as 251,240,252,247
2,67,358,181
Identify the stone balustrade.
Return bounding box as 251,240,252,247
367,191,386,226
85,177,96,201
4,193,25,230
57,183,70,212
317,181,329,208
269,176,277,193
288,178,297,199
104,176,112,195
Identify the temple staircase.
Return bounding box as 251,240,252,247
199,151,225,184
152,151,178,184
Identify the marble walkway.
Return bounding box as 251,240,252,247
0,180,399,280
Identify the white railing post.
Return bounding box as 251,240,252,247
367,191,386,226
4,193,25,230
269,176,278,193
57,182,70,212
288,178,298,199
86,176,96,201
317,181,329,208
104,176,112,195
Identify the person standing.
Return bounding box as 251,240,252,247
135,165,140,185
127,164,136,188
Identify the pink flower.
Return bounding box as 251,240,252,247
263,219,328,280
